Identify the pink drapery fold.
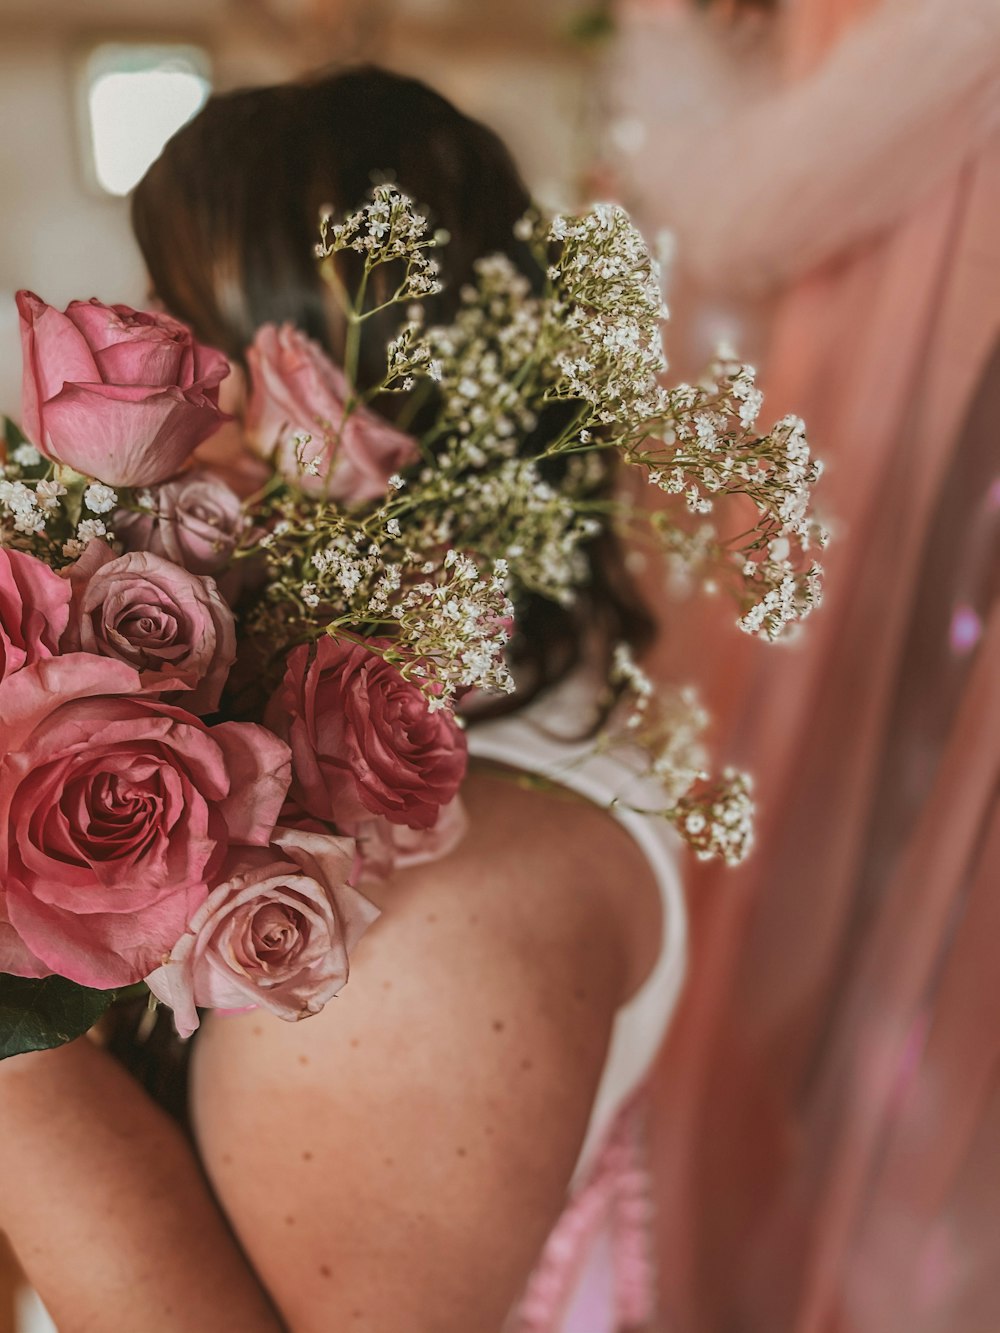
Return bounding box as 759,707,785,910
507,1096,656,1333
609,2,1000,1329
614,0,1000,298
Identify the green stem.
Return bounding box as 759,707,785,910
343,266,370,392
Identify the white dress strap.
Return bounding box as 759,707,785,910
466,706,687,1183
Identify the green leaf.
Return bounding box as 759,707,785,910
0,974,118,1060
565,4,616,46
3,414,28,453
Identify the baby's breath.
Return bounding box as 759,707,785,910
318,183,443,304
1,430,130,563
239,188,827,864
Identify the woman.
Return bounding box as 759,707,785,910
0,68,685,1332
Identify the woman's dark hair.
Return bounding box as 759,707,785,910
132,64,656,713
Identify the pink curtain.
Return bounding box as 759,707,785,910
608,2,1000,1328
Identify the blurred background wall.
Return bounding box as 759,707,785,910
0,0,617,415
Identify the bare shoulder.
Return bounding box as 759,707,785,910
190,767,661,1333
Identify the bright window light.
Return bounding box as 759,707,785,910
82,44,212,197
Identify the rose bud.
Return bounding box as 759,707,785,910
16,291,230,486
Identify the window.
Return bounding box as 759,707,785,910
79,42,212,197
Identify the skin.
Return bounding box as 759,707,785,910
0,763,663,1332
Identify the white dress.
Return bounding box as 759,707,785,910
467,693,688,1331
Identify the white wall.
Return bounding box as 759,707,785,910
0,3,593,416
0,5,298,418
0,29,148,414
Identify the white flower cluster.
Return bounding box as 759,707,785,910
309,524,390,608
386,317,433,386
654,518,720,595
631,358,827,640
389,254,544,456
12,442,41,468
248,189,829,863
612,653,711,803
318,183,442,302
605,653,755,863
676,770,755,866
611,641,655,729
0,478,49,536
83,483,117,515
544,204,669,429
391,551,514,704
245,487,514,707
406,455,598,607
1,436,125,562
61,519,109,560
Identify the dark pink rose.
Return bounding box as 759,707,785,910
113,469,246,576
17,291,231,486
266,638,468,833
245,323,417,503
0,654,290,988
145,826,379,1038
0,547,71,682
62,542,235,715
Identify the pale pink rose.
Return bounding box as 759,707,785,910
0,654,290,988
17,291,230,486
245,323,417,503
0,547,71,682
113,469,246,576
145,826,379,1038
62,542,235,715
353,796,470,884
266,638,468,833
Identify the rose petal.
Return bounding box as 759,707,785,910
40,383,231,486
16,290,101,445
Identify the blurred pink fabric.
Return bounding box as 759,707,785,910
610,1,1000,1328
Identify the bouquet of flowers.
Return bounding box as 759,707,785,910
0,187,824,1059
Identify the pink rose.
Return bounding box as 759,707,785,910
0,654,290,988
63,542,235,715
245,323,417,503
16,291,230,486
353,796,470,884
0,547,71,682
145,826,379,1038
113,469,246,576
266,638,468,833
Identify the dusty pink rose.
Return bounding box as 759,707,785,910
0,654,290,988
113,469,246,576
245,322,417,503
353,796,470,884
62,542,235,715
266,638,468,833
17,291,230,486
145,826,379,1038
0,547,71,682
